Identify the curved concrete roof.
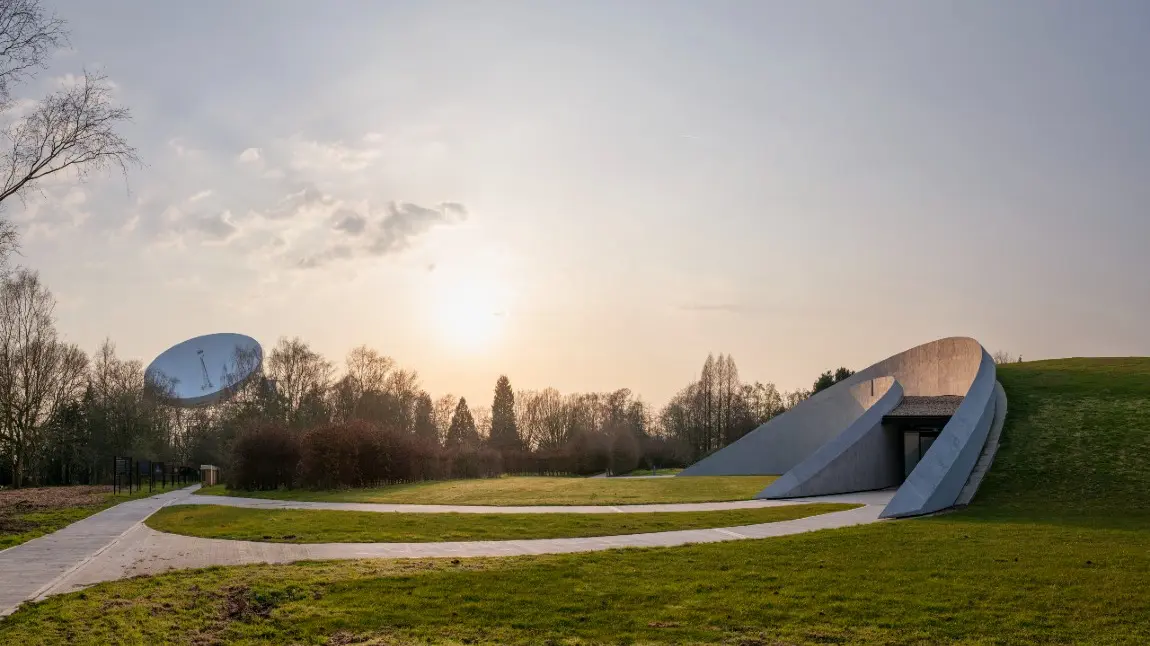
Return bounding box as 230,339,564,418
678,337,1002,518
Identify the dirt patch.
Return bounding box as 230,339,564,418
0,485,113,538
0,485,111,511
0,515,34,533
221,585,274,622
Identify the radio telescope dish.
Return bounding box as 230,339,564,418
145,333,263,407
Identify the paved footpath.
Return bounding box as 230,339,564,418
0,487,194,617
182,488,893,514
2,487,893,617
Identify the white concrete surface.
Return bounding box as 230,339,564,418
955,381,1008,506
0,486,894,617
681,337,1002,519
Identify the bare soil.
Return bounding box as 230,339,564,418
0,485,112,511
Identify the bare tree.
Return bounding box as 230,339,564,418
345,345,393,395
0,269,86,486
783,389,810,410
992,350,1016,365
266,337,333,423
432,393,457,446
472,404,492,440
0,0,138,266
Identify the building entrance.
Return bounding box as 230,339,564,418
902,428,940,479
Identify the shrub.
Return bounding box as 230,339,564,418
608,430,641,475
229,422,299,490
638,435,691,470
298,420,381,489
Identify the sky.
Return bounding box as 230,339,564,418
9,0,1150,408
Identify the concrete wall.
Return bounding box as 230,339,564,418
758,377,904,498
678,336,1000,519
879,349,998,518
678,374,876,476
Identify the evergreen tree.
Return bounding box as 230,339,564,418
413,392,438,443
812,370,836,394
489,375,520,452
445,397,479,448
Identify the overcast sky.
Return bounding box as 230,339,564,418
11,0,1150,406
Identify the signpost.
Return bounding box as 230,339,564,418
113,456,132,494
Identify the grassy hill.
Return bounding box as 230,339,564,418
976,358,1150,520
2,359,1148,645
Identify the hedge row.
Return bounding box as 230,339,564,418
228,420,689,491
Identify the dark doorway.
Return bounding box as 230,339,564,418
901,428,941,479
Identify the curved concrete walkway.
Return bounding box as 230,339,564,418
182,487,893,514
1,486,894,617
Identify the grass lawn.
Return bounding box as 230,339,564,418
2,358,1149,644
0,482,187,550
196,474,776,506
145,502,857,543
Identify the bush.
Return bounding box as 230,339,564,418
638,435,691,470
298,421,381,489
229,418,685,491
608,430,641,475
229,422,299,490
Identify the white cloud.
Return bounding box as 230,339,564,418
168,138,200,158
287,136,382,173
122,130,466,273
11,187,91,240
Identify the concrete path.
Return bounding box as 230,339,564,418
2,486,894,617
182,487,895,514
0,487,194,617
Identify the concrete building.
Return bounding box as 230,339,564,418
678,337,1006,518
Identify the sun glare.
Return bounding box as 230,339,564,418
431,274,509,352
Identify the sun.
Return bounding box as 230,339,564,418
431,274,509,352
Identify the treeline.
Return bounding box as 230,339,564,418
0,268,822,489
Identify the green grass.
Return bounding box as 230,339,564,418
196,474,776,506
0,482,187,550
145,502,857,543
3,358,1150,644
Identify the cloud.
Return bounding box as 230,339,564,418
188,210,238,243
259,185,334,220
287,136,381,173
297,244,353,269
331,209,366,235
168,137,201,158
120,130,467,271
368,201,467,255
11,187,91,240
440,202,467,217
296,201,468,269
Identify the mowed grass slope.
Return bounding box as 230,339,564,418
3,359,1149,645
196,474,777,506
145,502,858,543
